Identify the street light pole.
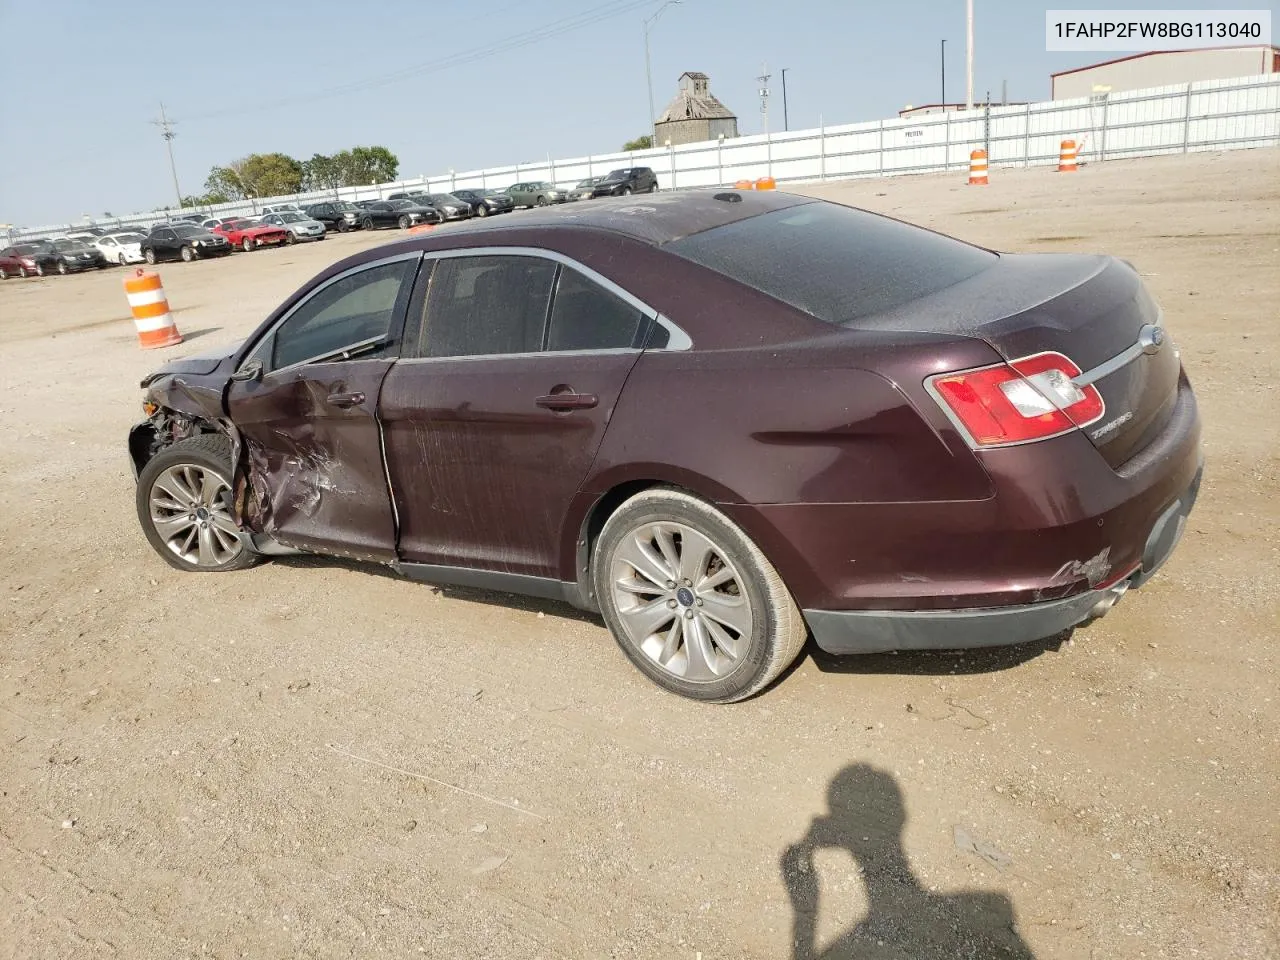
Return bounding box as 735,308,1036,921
781,68,789,131
941,39,946,106
643,0,681,146
150,102,183,209
965,0,974,110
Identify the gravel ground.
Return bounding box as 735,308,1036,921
1,149,1277,959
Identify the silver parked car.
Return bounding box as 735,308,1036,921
260,211,327,242
506,181,566,207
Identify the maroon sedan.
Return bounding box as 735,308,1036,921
128,190,1202,702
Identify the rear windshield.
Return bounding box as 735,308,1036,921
664,201,997,324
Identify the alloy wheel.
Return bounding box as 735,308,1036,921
148,463,243,568
242,237,254,252
57,261,68,275
609,521,754,682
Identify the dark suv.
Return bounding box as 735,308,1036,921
304,201,365,232
590,167,659,197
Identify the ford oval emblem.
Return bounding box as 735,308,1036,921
1138,324,1166,355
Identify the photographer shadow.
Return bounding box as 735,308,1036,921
780,764,1037,959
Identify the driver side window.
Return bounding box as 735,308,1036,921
270,259,416,370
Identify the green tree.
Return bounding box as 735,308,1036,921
301,153,343,191
331,145,400,186
203,153,303,200
623,135,653,150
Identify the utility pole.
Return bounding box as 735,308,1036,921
757,63,771,134
150,102,184,209
941,38,947,105
965,0,974,110
643,1,681,146
781,68,790,131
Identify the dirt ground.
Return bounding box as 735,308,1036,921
1,149,1277,960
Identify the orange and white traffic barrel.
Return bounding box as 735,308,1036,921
753,176,777,190
968,150,989,186
1058,139,1079,172
124,269,183,349
733,179,753,190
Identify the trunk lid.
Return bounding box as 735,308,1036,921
868,253,1181,468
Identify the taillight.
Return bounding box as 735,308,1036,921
927,351,1105,448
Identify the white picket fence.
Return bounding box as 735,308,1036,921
12,72,1279,239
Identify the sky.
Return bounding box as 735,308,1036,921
0,0,1274,226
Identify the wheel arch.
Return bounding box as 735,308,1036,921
560,466,754,611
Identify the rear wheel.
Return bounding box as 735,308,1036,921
593,488,807,703
136,435,260,573
180,245,195,262
0,266,7,280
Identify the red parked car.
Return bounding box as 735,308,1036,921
214,219,291,252
127,190,1202,703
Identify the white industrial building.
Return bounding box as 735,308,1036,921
1052,46,1279,100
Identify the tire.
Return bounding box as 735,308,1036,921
0,267,7,280
337,220,350,233
285,232,297,244
593,487,807,703
362,218,374,230
145,249,157,265
536,196,547,206
118,254,127,266
622,185,633,196
135,435,260,574
397,215,411,229
180,245,195,262
475,204,489,217
241,237,254,252
35,263,45,276
57,261,69,275
18,267,28,278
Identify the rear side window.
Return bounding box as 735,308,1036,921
547,268,645,351
664,201,997,324
272,260,414,369
418,255,556,358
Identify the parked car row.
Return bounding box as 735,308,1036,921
2,169,664,280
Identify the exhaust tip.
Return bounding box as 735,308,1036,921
1087,580,1131,621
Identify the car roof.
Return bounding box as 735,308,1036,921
412,188,813,246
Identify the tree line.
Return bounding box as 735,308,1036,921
183,146,400,207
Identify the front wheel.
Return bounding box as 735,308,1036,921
475,204,488,217
57,261,69,275
0,266,7,280
35,263,45,276
593,488,807,703
18,266,28,278
144,249,157,265
180,245,195,262
285,232,297,244
241,237,255,252
118,254,127,265
337,220,350,233
362,217,374,230
135,435,260,573
622,185,633,196
536,196,547,206
397,215,411,229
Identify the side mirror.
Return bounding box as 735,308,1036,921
230,359,263,383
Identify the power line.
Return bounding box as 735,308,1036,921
183,0,656,123
149,103,183,209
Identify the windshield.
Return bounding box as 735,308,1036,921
15,244,42,255
665,202,998,325
54,240,83,252
607,169,630,178
430,194,460,204
336,202,359,212
388,200,415,209
111,233,145,243
278,213,303,222
173,226,204,238
576,178,598,187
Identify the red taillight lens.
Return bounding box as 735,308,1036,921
928,352,1105,448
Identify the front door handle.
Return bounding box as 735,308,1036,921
327,391,365,408
535,391,598,411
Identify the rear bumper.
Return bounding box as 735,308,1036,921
804,458,1202,654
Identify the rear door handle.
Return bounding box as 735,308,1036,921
535,392,598,411
327,391,365,408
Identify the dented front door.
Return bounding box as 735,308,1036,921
228,359,397,560
225,254,420,560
